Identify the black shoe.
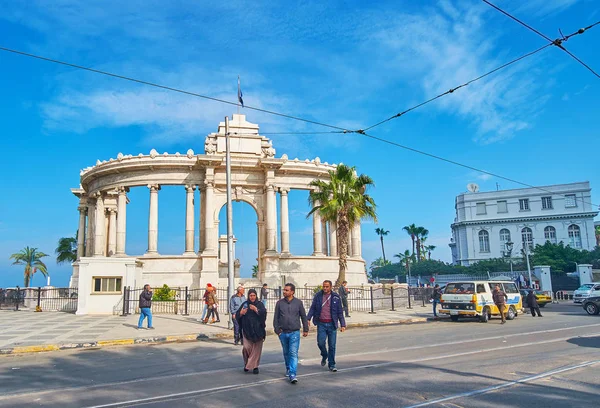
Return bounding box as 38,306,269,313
346,315,351,318
329,366,337,372
215,320,220,323
290,377,298,384
244,368,249,373
539,315,543,317
321,356,327,367
253,368,259,374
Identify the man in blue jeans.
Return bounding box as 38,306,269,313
307,280,346,372
138,284,155,330
273,283,309,384
432,284,443,318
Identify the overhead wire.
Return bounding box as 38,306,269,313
481,0,600,79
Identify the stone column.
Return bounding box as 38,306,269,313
266,184,277,252
280,188,290,254
185,185,196,254
116,187,128,256
351,221,361,258
93,193,105,257
76,206,86,259
204,181,216,252
199,187,205,252
329,219,338,257
312,201,323,256
86,200,95,257
107,208,117,256
321,219,328,256
147,184,160,254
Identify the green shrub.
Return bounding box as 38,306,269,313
152,284,176,301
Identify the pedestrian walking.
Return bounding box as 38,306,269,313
492,284,508,324
236,289,267,374
204,287,220,324
230,286,246,345
307,280,346,372
138,284,155,330
260,283,269,308
200,283,212,321
527,290,543,317
273,283,309,384
432,284,443,318
338,280,351,317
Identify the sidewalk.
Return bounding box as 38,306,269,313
0,306,437,355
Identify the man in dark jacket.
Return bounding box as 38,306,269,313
432,284,443,318
492,284,508,324
138,284,154,329
338,280,351,317
527,290,543,317
307,280,346,372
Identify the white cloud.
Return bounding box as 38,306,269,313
515,0,582,17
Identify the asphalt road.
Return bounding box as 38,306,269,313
0,303,598,408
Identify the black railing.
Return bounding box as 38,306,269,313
0,287,77,312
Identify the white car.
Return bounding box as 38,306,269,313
573,283,600,304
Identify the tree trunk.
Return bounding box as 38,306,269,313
380,236,387,263
411,236,416,258
416,238,421,262
24,265,31,287
336,213,349,286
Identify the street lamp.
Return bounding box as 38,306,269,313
504,240,514,276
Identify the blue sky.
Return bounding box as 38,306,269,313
1,0,598,288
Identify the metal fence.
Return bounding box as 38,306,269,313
120,284,434,316
0,287,78,312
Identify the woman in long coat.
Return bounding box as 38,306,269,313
236,289,267,374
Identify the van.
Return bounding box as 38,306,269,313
439,280,522,323
573,283,600,304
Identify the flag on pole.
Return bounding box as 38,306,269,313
237,76,244,107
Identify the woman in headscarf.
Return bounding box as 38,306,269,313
236,288,267,374
204,287,220,324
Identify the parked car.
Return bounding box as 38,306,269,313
573,283,600,304
582,296,600,315
520,290,552,308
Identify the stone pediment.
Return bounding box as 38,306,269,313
204,114,275,158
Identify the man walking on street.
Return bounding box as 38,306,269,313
273,283,309,384
432,284,443,318
527,290,543,317
260,283,269,308
493,284,508,324
138,284,154,330
307,280,346,372
338,280,351,318
230,286,246,345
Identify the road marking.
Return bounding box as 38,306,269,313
2,322,600,401
81,334,599,408
402,359,600,408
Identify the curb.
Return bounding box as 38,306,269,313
0,316,430,356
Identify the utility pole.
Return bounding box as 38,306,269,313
225,116,235,330
525,244,533,289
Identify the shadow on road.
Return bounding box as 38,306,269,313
567,336,600,349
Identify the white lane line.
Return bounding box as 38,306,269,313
3,322,599,401
82,334,599,408
402,359,600,408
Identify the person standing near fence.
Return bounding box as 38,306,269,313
204,287,221,324
493,284,508,324
307,280,346,372
338,280,351,318
236,289,267,374
260,283,269,308
138,284,154,330
273,283,309,384
200,283,212,322
527,290,543,318
230,286,246,345
432,284,443,318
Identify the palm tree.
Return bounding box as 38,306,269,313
375,228,390,263
403,224,419,258
394,250,413,274
370,257,391,271
9,247,49,287
55,236,77,265
251,264,259,279
424,245,436,260
309,164,377,285
415,227,429,262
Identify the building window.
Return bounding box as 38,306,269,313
521,227,533,251
497,200,508,213
479,230,490,252
499,228,511,252
544,226,557,244
476,202,487,215
541,196,553,210
93,277,122,293
565,194,577,208
519,199,530,211
568,224,582,248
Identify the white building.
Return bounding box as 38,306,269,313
449,182,598,266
